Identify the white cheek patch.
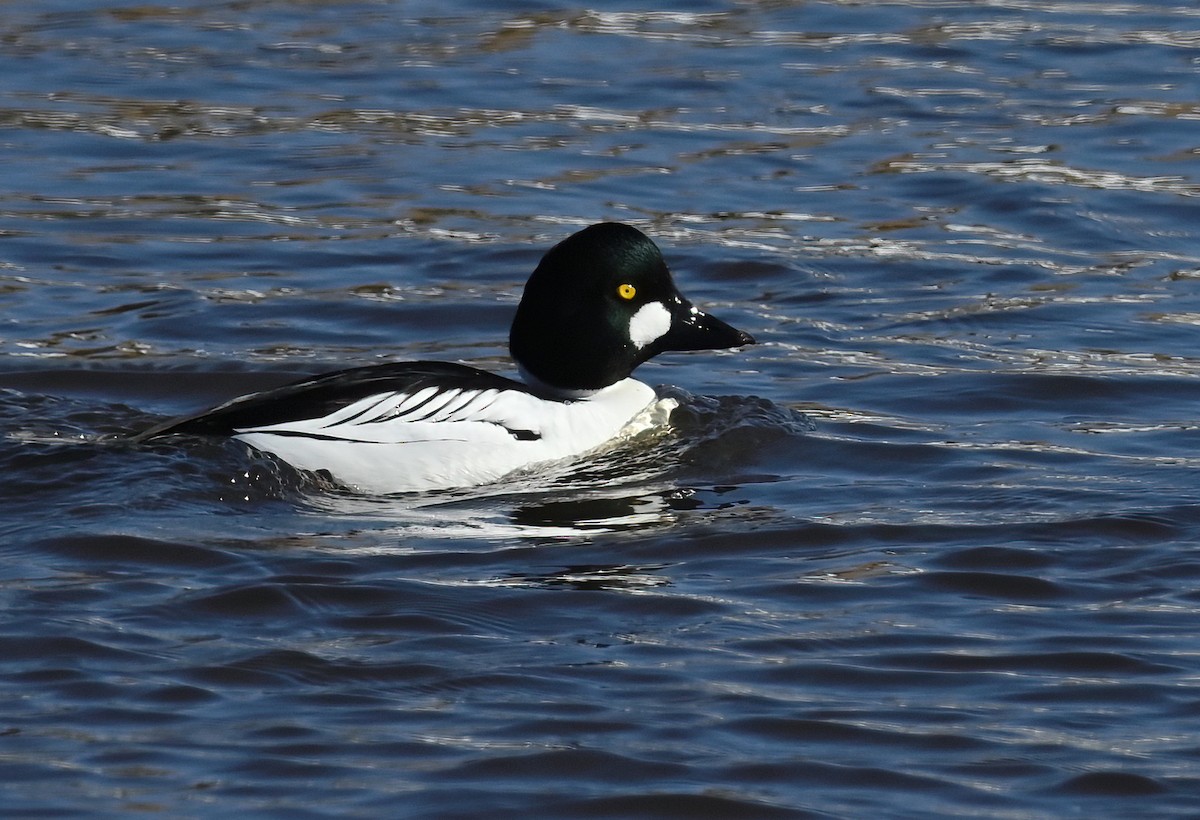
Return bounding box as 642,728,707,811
628,301,672,349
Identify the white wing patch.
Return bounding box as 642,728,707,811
331,387,500,425
232,386,540,443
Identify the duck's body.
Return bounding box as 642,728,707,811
138,223,754,494
143,361,661,493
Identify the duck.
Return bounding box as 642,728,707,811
135,222,755,493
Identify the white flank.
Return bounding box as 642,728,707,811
230,378,661,494
628,301,671,348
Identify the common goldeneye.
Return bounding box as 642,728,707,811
137,222,755,493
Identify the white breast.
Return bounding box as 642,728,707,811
231,378,660,493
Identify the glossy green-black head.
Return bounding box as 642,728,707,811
509,222,755,393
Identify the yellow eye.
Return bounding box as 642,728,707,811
617,283,637,301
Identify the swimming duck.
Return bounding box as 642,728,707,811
137,222,755,493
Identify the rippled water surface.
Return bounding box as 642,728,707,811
4,0,1200,816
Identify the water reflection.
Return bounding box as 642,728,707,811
488,563,673,592
301,457,698,540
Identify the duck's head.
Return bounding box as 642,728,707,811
509,222,755,395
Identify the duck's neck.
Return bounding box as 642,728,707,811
516,364,606,401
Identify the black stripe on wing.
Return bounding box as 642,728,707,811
133,361,536,441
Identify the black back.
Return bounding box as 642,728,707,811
135,361,528,440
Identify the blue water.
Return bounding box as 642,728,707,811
4,1,1200,816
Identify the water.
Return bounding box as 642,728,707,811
3,0,1200,815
